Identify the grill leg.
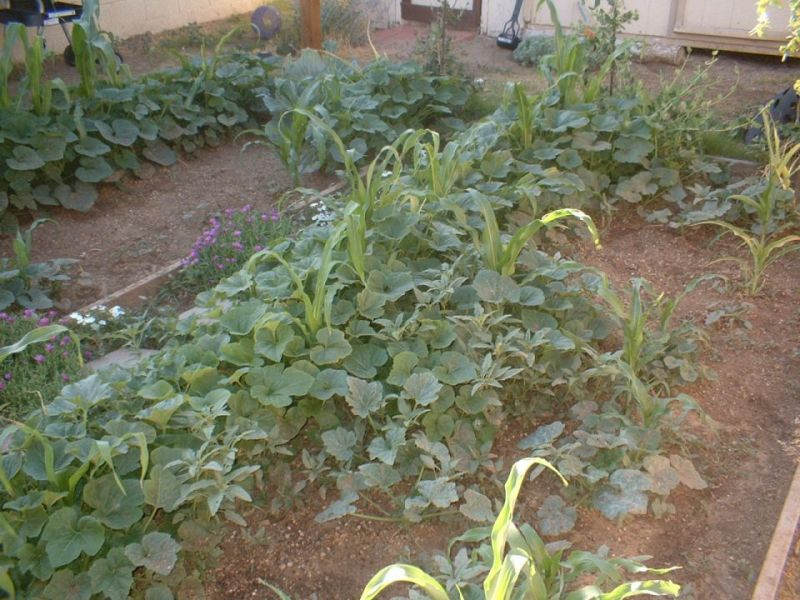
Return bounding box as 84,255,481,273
59,18,71,44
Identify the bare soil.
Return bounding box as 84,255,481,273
20,139,329,311
2,18,800,600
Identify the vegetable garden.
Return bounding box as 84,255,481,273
0,1,799,599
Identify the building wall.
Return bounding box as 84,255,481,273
0,0,263,53
482,0,792,55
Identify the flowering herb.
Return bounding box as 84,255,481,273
0,309,81,419
177,203,292,292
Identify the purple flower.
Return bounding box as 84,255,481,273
34,354,45,364
61,374,70,382
83,350,93,360
241,204,252,213
45,343,54,353
60,336,70,346
0,381,5,391
3,372,11,381
233,230,242,237
0,312,8,321
232,241,244,251
38,317,50,326
23,308,36,318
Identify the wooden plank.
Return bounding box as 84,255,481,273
300,0,322,49
752,463,800,600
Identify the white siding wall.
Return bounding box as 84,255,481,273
483,0,791,51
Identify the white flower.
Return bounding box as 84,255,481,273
69,312,96,325
109,306,125,318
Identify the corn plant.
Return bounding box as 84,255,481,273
505,83,538,151
451,193,600,276
248,224,345,337
698,112,800,294
0,23,21,109
360,457,680,600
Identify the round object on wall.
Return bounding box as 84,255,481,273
251,5,282,41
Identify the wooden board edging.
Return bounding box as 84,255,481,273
752,462,800,600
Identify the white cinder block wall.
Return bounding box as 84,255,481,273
0,0,262,53
1,0,401,54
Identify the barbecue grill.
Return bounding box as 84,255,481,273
0,0,85,65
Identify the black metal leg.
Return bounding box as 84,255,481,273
59,18,71,44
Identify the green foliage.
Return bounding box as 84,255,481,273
0,312,81,419
176,204,293,294
580,0,639,93
414,0,461,76
0,219,75,311
512,35,555,67
252,52,470,183
360,458,680,599
696,113,800,294
0,39,277,215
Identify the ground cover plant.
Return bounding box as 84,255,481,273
0,310,81,419
250,51,470,184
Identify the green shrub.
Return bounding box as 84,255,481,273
512,34,555,66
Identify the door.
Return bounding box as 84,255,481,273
401,0,482,30
673,0,791,40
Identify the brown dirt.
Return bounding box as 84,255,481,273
12,139,330,311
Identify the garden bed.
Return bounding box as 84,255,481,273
200,211,800,599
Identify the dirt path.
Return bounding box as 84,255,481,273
14,140,329,310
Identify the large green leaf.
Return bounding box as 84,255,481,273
74,136,112,157
321,427,357,462
310,328,352,365
219,299,267,335
143,140,177,166
7,145,45,170
309,368,349,400
82,476,144,529
75,156,113,183
124,532,179,576
43,568,92,600
342,342,388,378
41,507,105,568
536,494,576,535
88,548,135,600
95,118,139,147
254,321,295,362
401,372,442,407
432,352,477,385
142,465,181,511
55,183,98,212
345,377,385,417
247,364,315,407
